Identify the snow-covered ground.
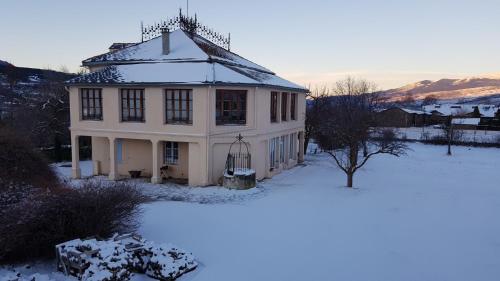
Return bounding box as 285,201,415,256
52,161,266,204
140,143,500,281
7,143,500,281
392,126,500,143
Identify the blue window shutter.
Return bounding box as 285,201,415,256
116,139,123,163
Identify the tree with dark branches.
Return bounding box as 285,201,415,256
305,86,330,154
314,77,408,188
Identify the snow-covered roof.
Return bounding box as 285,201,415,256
69,29,307,92
67,62,304,91
400,108,426,114
378,107,427,114
422,104,499,117
451,118,481,125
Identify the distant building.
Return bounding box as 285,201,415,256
423,103,500,130
376,107,429,127
451,118,481,130
422,104,498,118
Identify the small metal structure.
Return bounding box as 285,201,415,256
141,9,231,50
223,134,256,189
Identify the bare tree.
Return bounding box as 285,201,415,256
7,75,71,161
57,65,70,73
314,77,408,188
305,86,330,153
397,91,416,107
441,117,463,156
4,64,23,90
422,94,438,106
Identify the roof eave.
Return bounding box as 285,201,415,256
65,81,309,93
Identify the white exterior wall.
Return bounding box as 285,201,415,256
69,85,306,186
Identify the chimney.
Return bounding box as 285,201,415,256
161,27,170,55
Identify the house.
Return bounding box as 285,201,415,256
376,107,429,127
66,14,308,186
451,118,481,130
422,103,500,130
422,104,499,118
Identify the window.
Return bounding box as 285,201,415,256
81,88,102,120
164,142,179,165
281,92,288,121
270,92,278,123
290,93,297,120
289,133,297,160
165,89,192,124
216,90,247,125
280,135,287,163
269,137,279,169
121,89,145,122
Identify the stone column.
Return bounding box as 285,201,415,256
108,137,117,180
188,140,209,186
151,140,162,184
298,131,305,163
71,134,81,179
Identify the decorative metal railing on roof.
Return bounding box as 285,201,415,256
141,10,231,51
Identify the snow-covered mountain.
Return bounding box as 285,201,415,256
0,60,12,67
0,61,75,87
383,74,500,104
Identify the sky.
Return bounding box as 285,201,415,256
1,0,500,90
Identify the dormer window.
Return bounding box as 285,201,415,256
81,88,102,120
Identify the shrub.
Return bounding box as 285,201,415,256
421,131,431,141
0,125,59,191
495,135,500,145
0,181,146,263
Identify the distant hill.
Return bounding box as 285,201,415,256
0,60,12,67
382,74,500,105
0,62,75,85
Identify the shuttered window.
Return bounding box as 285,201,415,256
121,89,145,122
290,93,297,120
165,89,193,124
270,92,278,123
81,88,102,120
216,90,247,125
281,92,288,121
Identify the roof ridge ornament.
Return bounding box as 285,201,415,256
141,10,231,50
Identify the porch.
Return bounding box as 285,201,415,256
70,134,208,186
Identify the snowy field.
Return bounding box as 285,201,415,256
4,143,500,281
391,126,500,143
139,143,500,281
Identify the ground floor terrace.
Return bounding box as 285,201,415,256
70,129,305,186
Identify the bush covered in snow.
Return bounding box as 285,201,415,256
56,234,197,281
0,271,54,281
0,181,146,263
